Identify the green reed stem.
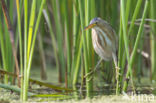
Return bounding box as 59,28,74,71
16,0,23,100
3,21,10,84
42,9,59,81
85,0,93,92
0,16,9,84
120,0,131,92
128,0,143,36
23,0,28,100
90,0,95,69
27,0,36,60
78,0,92,97
85,0,90,59
22,0,46,101
51,0,65,82
0,17,8,83
38,32,47,80
116,14,123,94
123,0,149,91
43,10,60,83
117,0,133,94
111,0,118,28
125,0,131,25
63,0,71,87
26,0,46,83
73,35,83,86
71,0,79,82
150,0,156,79
23,0,37,100
1,0,20,87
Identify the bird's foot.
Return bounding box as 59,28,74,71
84,68,96,82
87,76,93,82
115,66,121,80
84,59,102,81
84,70,95,78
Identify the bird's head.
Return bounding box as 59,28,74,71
84,17,103,30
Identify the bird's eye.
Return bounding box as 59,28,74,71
93,17,98,21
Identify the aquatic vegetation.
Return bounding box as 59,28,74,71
0,0,155,102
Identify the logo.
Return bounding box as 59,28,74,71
122,92,155,102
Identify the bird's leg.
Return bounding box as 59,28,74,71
84,58,103,78
112,53,121,94
112,53,120,82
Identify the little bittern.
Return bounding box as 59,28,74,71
85,17,119,79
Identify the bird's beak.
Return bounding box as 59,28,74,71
84,23,97,30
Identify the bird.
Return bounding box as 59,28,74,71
84,17,119,80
